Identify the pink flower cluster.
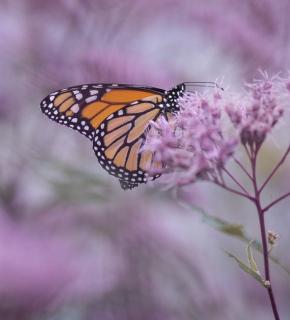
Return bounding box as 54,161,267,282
146,91,237,186
145,76,287,187
226,78,284,148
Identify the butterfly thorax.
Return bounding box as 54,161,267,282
162,83,185,114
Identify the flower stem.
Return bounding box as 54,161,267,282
263,192,290,213
213,180,253,200
257,209,280,320
251,146,280,320
223,167,251,196
233,156,253,181
259,144,290,193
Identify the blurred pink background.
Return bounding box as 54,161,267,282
0,1,290,319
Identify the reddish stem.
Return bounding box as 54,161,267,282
258,210,280,320
233,156,253,181
244,144,252,160
223,167,251,196
213,180,253,200
263,192,290,213
259,144,290,193
251,147,280,320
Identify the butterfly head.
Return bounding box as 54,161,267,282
163,83,186,113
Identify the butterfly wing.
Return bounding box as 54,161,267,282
40,83,164,141
93,98,165,189
40,84,165,189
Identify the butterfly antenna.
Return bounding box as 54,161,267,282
183,81,224,91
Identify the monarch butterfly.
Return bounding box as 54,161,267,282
40,82,218,189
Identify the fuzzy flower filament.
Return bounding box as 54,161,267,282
145,77,287,190
145,91,237,186
226,79,284,151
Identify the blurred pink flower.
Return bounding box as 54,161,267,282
0,211,73,315
189,0,290,76
36,199,232,320
0,208,124,318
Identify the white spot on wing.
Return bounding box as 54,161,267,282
71,104,80,113
85,96,97,103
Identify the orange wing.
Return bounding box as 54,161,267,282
40,84,166,189
40,83,165,140
93,100,165,189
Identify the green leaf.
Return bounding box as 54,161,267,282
246,241,259,273
218,223,244,237
180,202,290,278
34,158,111,203
224,250,270,288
